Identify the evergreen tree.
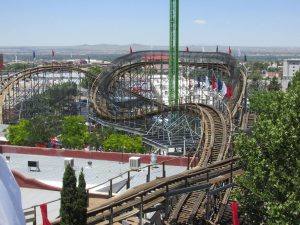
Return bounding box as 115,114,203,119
75,168,88,225
268,77,281,91
60,164,77,225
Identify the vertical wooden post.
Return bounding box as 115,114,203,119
127,171,130,189
162,162,166,178
109,179,112,198
147,165,151,182
206,169,210,220
109,207,113,225
33,206,37,225
139,195,144,225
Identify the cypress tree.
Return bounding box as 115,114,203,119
75,168,88,225
60,164,77,225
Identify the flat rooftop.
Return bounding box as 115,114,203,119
3,153,185,190
2,152,186,224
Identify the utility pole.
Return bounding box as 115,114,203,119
169,0,179,107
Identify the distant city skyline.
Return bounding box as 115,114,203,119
1,0,300,47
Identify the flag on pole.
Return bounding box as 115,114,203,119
228,46,232,55
226,84,233,98
40,204,51,225
52,49,55,58
0,53,3,70
216,45,219,52
212,77,217,90
231,202,240,225
186,46,189,52
33,51,36,60
217,79,223,92
130,46,133,54
205,76,210,89
222,81,227,96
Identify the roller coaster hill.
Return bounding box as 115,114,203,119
87,50,247,224
0,50,247,224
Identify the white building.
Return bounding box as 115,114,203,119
283,59,300,79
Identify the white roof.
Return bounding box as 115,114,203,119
2,152,186,223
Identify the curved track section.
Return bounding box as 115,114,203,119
83,51,246,224
0,51,246,224
0,65,92,124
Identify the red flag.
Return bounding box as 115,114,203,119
40,203,51,225
52,49,55,57
186,46,189,52
226,84,232,98
228,46,232,55
231,202,240,225
0,53,3,70
130,46,133,54
212,77,217,90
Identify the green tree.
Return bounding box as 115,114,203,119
287,71,300,90
248,71,264,95
88,126,115,150
75,169,87,225
61,115,90,149
235,73,300,224
80,66,101,89
27,114,62,145
5,119,31,145
268,77,281,91
103,133,143,153
60,164,77,225
2,63,31,73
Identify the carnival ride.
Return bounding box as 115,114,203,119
0,49,247,224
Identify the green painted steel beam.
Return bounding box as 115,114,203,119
169,0,179,107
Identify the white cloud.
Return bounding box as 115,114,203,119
194,19,206,25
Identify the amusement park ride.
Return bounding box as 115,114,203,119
0,0,251,224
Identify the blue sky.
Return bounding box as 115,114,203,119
0,0,300,47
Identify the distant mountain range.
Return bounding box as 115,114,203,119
1,44,300,57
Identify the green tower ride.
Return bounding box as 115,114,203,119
168,0,179,107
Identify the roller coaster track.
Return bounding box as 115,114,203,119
0,65,93,124
0,51,247,224
83,51,246,224
81,157,242,225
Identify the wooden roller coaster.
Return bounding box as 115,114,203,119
0,51,247,224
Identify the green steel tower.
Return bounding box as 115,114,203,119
168,0,179,106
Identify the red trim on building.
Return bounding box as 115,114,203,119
12,170,61,191
0,145,190,166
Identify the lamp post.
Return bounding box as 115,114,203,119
121,145,125,164
183,137,186,156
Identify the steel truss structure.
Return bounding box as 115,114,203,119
91,50,240,152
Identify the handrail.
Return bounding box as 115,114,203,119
22,154,187,211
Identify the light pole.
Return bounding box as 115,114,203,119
183,137,186,156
